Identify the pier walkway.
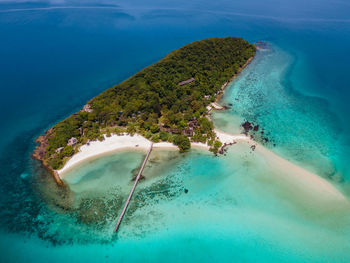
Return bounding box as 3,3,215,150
114,143,153,233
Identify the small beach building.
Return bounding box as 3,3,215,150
67,137,78,146
184,127,194,136
80,104,93,113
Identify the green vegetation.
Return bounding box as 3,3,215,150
173,135,191,152
40,37,255,169
210,140,223,154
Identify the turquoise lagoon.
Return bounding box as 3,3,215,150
1,0,350,262
212,44,346,183
2,146,350,262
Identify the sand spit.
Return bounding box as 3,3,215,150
57,130,349,205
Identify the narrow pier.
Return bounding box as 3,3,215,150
114,143,153,233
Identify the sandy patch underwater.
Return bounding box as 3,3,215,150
212,44,346,183
3,41,349,263
1,1,350,262
16,143,350,263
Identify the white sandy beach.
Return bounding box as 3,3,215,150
57,130,250,176
58,133,151,176
57,130,348,204
217,131,348,203
252,142,348,203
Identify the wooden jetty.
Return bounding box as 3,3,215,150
114,143,153,233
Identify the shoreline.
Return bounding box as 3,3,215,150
34,46,349,204
58,129,349,204
252,141,348,203
57,130,249,177
48,52,257,182
33,49,256,186
206,55,255,112
55,47,350,204
215,56,254,104
217,131,349,204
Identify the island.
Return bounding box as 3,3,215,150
33,37,256,185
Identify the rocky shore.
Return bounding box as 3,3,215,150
32,129,63,185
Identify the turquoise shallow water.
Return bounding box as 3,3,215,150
1,0,350,262
212,44,343,181
2,148,350,262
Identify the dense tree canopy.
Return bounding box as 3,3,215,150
40,37,256,169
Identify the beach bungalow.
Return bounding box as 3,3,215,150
80,104,93,113
67,137,78,146
184,127,194,136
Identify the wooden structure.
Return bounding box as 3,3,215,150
114,143,153,233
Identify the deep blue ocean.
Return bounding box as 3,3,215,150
0,0,350,262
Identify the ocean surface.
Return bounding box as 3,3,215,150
0,0,350,262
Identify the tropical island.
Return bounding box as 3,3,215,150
33,37,256,184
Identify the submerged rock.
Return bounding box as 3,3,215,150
242,121,253,133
